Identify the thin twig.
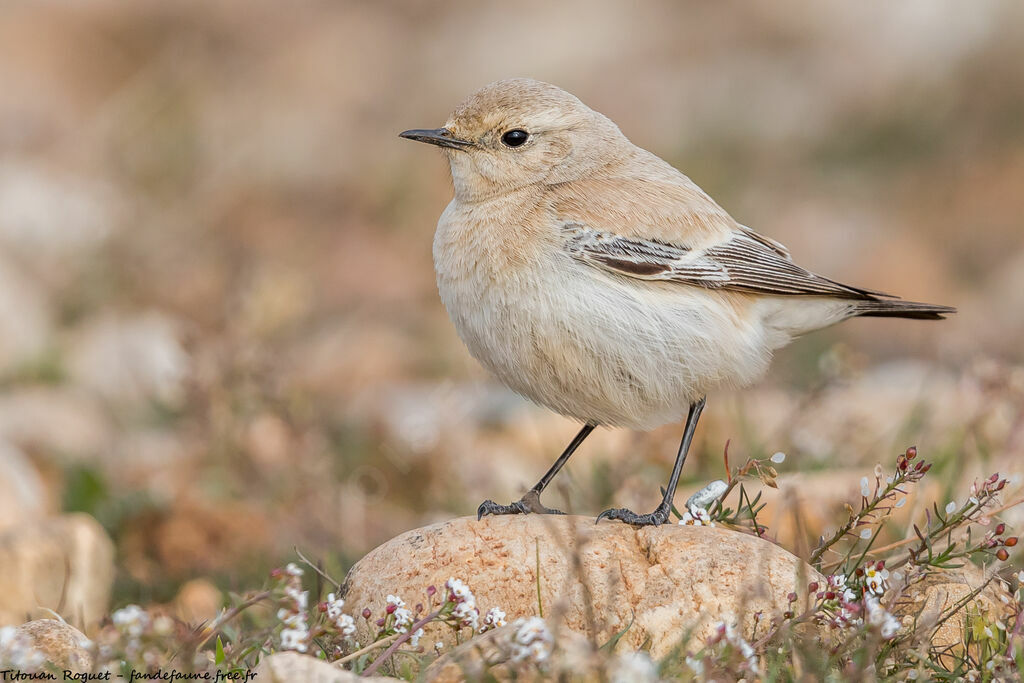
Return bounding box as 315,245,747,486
192,590,273,653
294,546,341,590
334,632,401,665
865,495,1024,557
361,610,441,677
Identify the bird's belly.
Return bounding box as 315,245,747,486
437,259,771,430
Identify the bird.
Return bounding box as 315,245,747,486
399,78,954,527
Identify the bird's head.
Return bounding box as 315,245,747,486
401,78,629,202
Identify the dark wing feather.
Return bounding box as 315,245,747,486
563,223,888,300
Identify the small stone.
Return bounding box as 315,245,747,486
255,651,391,682
11,619,93,672
173,579,223,624
685,479,729,510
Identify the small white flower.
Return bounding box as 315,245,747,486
393,606,414,633
894,498,906,508
945,501,957,515
453,601,479,630
864,595,900,639
284,586,308,610
112,604,150,638
410,628,424,648
860,477,871,497
679,505,714,527
1016,570,1024,583
280,627,308,652
480,606,507,632
907,669,919,679
864,564,888,595
859,528,873,539
279,612,305,629
434,641,444,653
685,655,704,675
770,451,786,464
0,625,46,671
510,617,553,664
325,593,346,621
336,613,356,637
386,594,406,609
610,650,659,683
284,562,304,577
445,578,473,603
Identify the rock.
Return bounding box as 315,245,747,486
0,251,51,374
341,515,823,659
173,578,223,625
255,651,392,682
0,387,111,460
10,619,93,672
423,619,596,683
0,440,48,533
66,312,189,409
0,513,115,629
890,566,1017,670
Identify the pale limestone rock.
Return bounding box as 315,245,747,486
0,387,111,460
255,651,392,682
12,619,93,672
0,514,115,629
0,251,51,374
0,440,47,533
889,566,1017,670
67,312,189,408
173,578,223,625
341,515,823,659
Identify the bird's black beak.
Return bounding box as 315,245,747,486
399,128,474,150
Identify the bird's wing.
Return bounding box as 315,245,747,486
562,222,890,300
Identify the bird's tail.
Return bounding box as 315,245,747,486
854,299,956,320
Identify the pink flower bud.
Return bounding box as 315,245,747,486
362,608,372,619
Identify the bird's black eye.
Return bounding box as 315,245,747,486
501,129,529,147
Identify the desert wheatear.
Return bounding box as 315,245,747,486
401,78,953,526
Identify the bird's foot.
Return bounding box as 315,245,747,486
596,504,671,527
477,489,565,520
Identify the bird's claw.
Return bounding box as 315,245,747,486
477,493,565,520
596,505,671,526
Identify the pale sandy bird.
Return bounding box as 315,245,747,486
401,78,953,526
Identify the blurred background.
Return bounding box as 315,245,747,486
1,0,1022,616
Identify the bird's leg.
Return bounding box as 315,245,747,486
477,423,595,519
597,396,706,526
